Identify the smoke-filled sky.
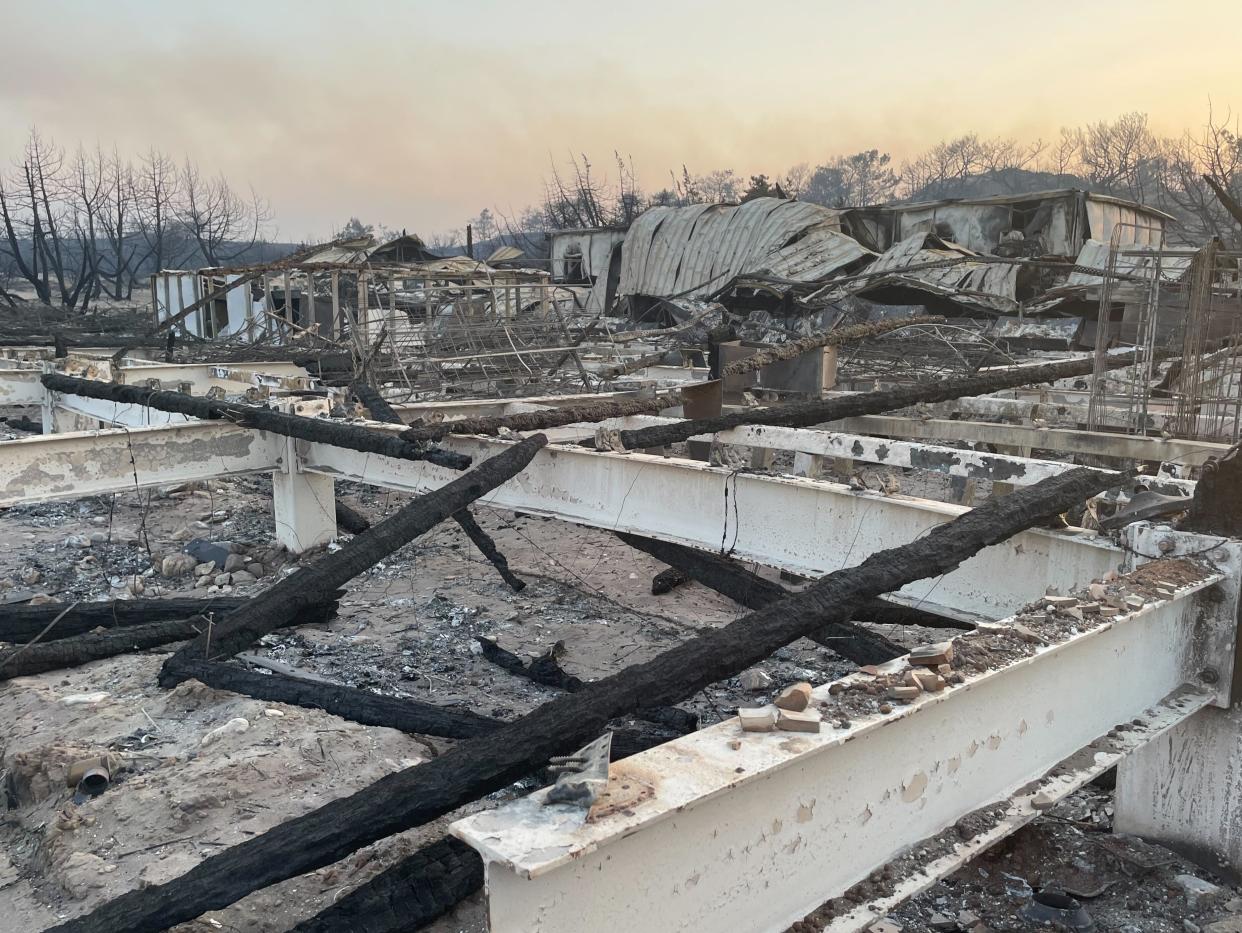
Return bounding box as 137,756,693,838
1,0,1237,241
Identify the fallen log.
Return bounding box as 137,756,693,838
334,501,372,535
0,596,251,643
39,374,472,471
616,531,970,629
0,603,338,681
614,532,904,664
720,315,946,376
157,434,548,685
289,836,484,933
352,381,526,592
452,509,526,592
608,351,1144,451
400,393,681,443
51,466,1121,933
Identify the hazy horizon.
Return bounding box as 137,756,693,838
2,0,1237,241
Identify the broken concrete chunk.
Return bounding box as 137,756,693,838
1088,582,1108,601
776,707,821,733
909,642,954,667
868,922,902,933
1012,623,1046,644
774,682,812,711
1031,792,1056,811
1044,595,1078,609
929,913,957,932
888,685,921,700
1077,602,1101,614
911,670,945,693
1100,606,1121,617
161,553,198,578
737,706,778,732
1176,873,1225,910
739,669,772,691
1125,594,1146,611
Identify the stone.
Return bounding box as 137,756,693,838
64,534,91,549
911,670,945,693
929,913,956,931
776,708,821,733
1088,582,1108,601
1175,874,1224,910
194,561,217,577
1031,792,1056,811
214,573,232,586
201,717,250,746
1044,595,1078,609
223,553,247,573
958,911,981,927
909,642,954,667
738,706,778,732
1077,602,1101,614
888,685,921,700
739,669,772,691
20,568,41,585
1205,920,1242,933
1125,594,1146,611
774,682,812,711
245,563,265,578
263,708,285,718
161,553,198,578
29,594,60,605
1012,624,1046,644
1100,606,1121,617
61,692,110,705
230,570,257,585
195,575,211,589
88,531,109,545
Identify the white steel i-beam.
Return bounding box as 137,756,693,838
452,539,1242,933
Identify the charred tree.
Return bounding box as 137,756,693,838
50,466,1121,933
352,382,526,592
157,435,548,685
610,351,1145,451
39,374,472,471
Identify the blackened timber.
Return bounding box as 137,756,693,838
174,660,501,739
400,393,681,443
0,603,338,681
288,837,484,933
39,374,471,471
0,596,248,643
453,509,526,591
335,501,372,535
51,467,1121,933
651,566,690,595
352,381,526,592
615,532,906,664
611,351,1144,451
157,435,548,685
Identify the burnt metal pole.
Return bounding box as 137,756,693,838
51,466,1121,933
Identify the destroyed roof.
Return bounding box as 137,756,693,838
297,232,437,265
615,197,870,300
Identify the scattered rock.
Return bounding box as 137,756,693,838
20,568,41,585
230,570,257,585
776,708,821,733
1125,594,1146,611
888,685,921,700
64,534,91,549
1031,792,1056,811
1176,874,1224,911
911,670,945,693
739,669,772,691
245,562,265,578
1045,595,1078,609
909,642,954,667
774,682,812,711
214,572,231,586
223,553,247,573
195,561,217,577
161,553,198,578
738,706,778,732
61,692,110,706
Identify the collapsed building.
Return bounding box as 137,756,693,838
3,189,1242,933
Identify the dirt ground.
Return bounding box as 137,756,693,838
1,413,1238,932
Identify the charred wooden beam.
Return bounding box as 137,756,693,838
157,434,548,686
49,466,1121,933
3,415,42,433
39,374,472,471
334,501,372,535
610,351,1144,451
720,315,946,376
289,836,483,933
0,603,337,681
615,532,905,664
452,509,526,592
0,596,250,643
400,393,681,443
352,382,526,592
651,566,690,595
174,659,501,740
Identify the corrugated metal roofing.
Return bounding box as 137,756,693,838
614,198,858,300
1066,239,1194,286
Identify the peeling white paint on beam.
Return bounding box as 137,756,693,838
301,432,1124,621
0,421,281,506
452,559,1239,933
0,370,43,405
